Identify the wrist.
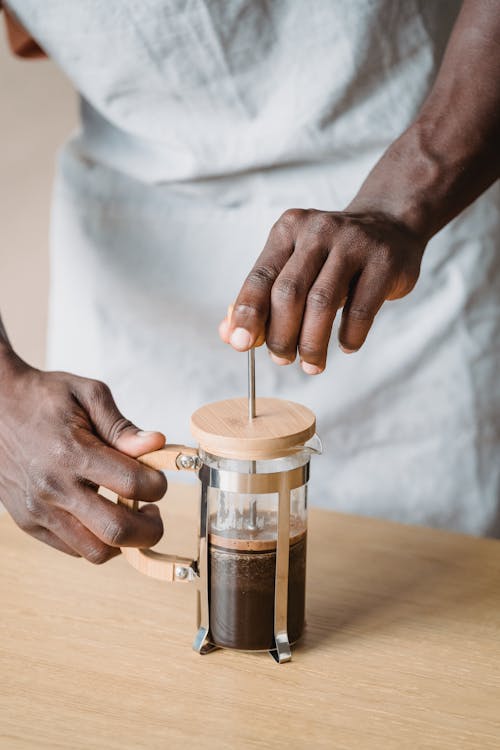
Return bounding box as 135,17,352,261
347,118,455,242
348,98,499,243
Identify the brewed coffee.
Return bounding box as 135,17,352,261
208,520,306,651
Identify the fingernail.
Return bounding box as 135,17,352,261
230,327,252,350
301,361,322,375
339,344,357,354
269,352,292,366
136,430,157,438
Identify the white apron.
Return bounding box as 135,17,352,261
9,1,500,534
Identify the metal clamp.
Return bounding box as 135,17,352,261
199,463,309,495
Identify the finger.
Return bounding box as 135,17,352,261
76,433,168,501
338,266,390,352
43,505,122,564
219,305,266,346
266,238,329,364
30,525,82,557
59,484,164,549
227,211,301,351
298,253,355,374
72,378,165,457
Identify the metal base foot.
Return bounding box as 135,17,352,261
193,627,218,655
270,633,292,664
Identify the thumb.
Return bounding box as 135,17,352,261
75,378,165,458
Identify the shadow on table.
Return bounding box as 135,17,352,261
295,515,496,653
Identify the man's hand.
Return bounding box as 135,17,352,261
0,351,167,562
219,208,424,374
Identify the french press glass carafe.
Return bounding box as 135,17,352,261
118,392,320,664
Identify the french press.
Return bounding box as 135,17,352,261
118,351,320,663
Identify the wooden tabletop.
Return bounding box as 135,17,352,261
1,485,500,750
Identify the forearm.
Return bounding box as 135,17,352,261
348,0,500,241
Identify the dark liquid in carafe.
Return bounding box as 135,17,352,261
208,533,307,651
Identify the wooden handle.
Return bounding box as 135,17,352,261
137,444,199,474
117,444,199,582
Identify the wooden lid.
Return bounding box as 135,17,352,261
190,397,316,459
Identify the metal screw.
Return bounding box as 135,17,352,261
175,566,188,580
177,454,199,470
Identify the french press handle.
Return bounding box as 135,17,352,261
116,444,200,582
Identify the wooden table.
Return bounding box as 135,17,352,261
1,485,500,750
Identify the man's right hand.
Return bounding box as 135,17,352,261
0,349,167,563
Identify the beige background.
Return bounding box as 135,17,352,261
0,30,77,369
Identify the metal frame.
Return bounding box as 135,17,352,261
192,479,216,655
194,462,308,662
271,474,292,663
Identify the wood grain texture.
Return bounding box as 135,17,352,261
190,397,316,458
1,484,500,750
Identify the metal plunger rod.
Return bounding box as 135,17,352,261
247,348,257,529
248,348,256,421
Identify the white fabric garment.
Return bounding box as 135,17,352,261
9,1,500,534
